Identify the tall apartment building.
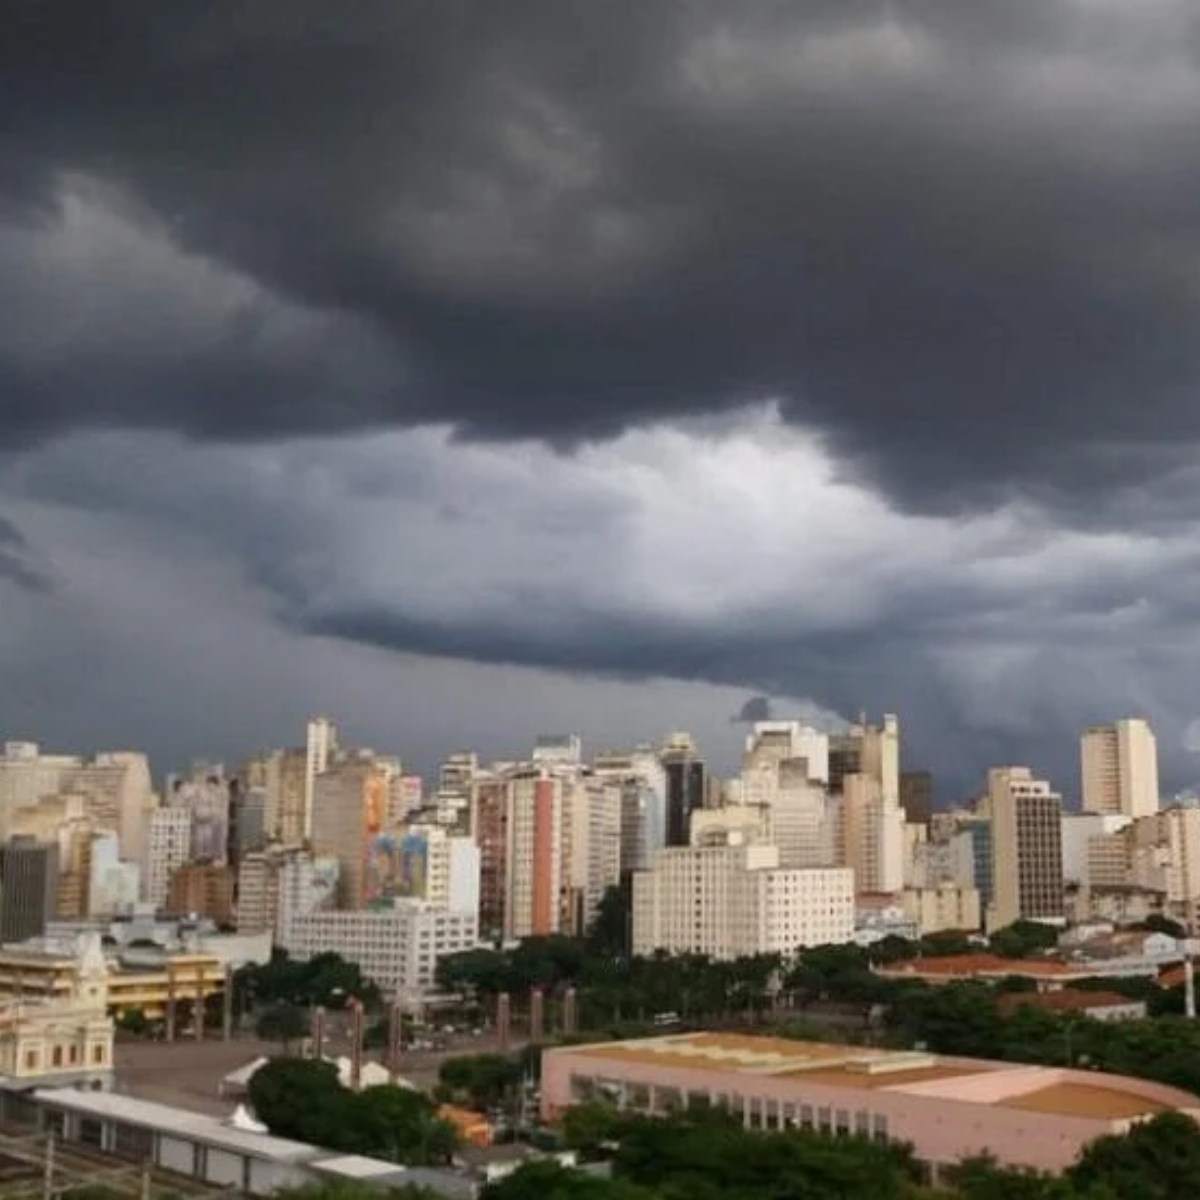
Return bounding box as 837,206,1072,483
60,752,154,864
88,833,139,917
899,771,934,825
0,743,84,839
1126,806,1200,925
661,733,706,848
1060,813,1133,889
592,748,667,880
142,807,193,909
561,775,621,937
169,766,230,864
988,768,1064,929
738,722,834,870
632,830,854,959
841,773,905,894
503,766,565,940
264,747,308,846
310,752,389,909
304,716,338,841
368,823,481,913
470,776,508,941
1081,719,1159,820
280,901,479,1002
167,863,236,924
0,837,59,942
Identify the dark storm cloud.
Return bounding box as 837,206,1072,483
5,2,1200,507
0,516,48,592
732,696,774,724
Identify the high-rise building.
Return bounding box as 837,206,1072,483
0,742,82,840
1126,806,1200,926
988,767,1064,929
841,772,905,894
0,837,59,942
142,807,193,909
264,747,308,846
592,748,667,881
502,766,565,940
227,776,266,866
561,775,621,937
899,771,934,825
304,716,338,842
1081,719,1159,820
632,829,854,959
167,863,236,924
470,776,508,941
168,766,230,864
310,752,389,909
661,733,705,848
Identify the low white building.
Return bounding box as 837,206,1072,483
279,900,479,1003
631,830,854,959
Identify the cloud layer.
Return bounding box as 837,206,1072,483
5,3,1200,508
6,4,1200,796
7,411,1200,796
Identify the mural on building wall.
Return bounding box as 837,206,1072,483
363,830,430,902
172,773,229,863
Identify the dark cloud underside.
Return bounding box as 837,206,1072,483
3,2,1200,509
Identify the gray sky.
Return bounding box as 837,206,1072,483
5,2,1200,799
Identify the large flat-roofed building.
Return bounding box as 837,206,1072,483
541,1032,1200,1174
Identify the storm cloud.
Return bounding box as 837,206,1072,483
3,2,1200,506
5,3,1200,795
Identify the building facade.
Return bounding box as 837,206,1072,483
279,902,479,1003
988,768,1064,930
632,832,854,959
1081,719,1159,820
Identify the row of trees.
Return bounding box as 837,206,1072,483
234,950,382,1014
247,1058,457,1165
485,1105,1200,1200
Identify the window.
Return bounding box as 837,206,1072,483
52,1047,64,1068
92,1045,106,1064
24,1051,37,1071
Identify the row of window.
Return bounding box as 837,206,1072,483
25,1042,107,1071
568,1074,889,1142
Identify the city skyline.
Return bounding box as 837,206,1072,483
8,5,1200,801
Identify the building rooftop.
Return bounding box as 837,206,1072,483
879,954,1077,980
552,1032,1200,1121
32,1089,317,1162
1000,1083,1167,1120
996,989,1141,1016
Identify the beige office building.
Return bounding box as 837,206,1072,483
631,830,854,960
1081,719,1159,820
988,767,1064,930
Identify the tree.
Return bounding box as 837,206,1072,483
1069,1110,1200,1200
438,1052,523,1109
115,1008,149,1036
586,886,631,958
248,1058,342,1143
989,920,1060,959
249,1057,458,1164
255,1002,309,1051
561,1100,624,1157
482,1162,655,1200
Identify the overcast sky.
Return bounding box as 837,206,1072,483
5,1,1200,801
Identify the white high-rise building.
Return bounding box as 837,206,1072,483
142,807,193,908
632,829,854,960
304,716,338,840
1081,719,1159,820
842,773,905,894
